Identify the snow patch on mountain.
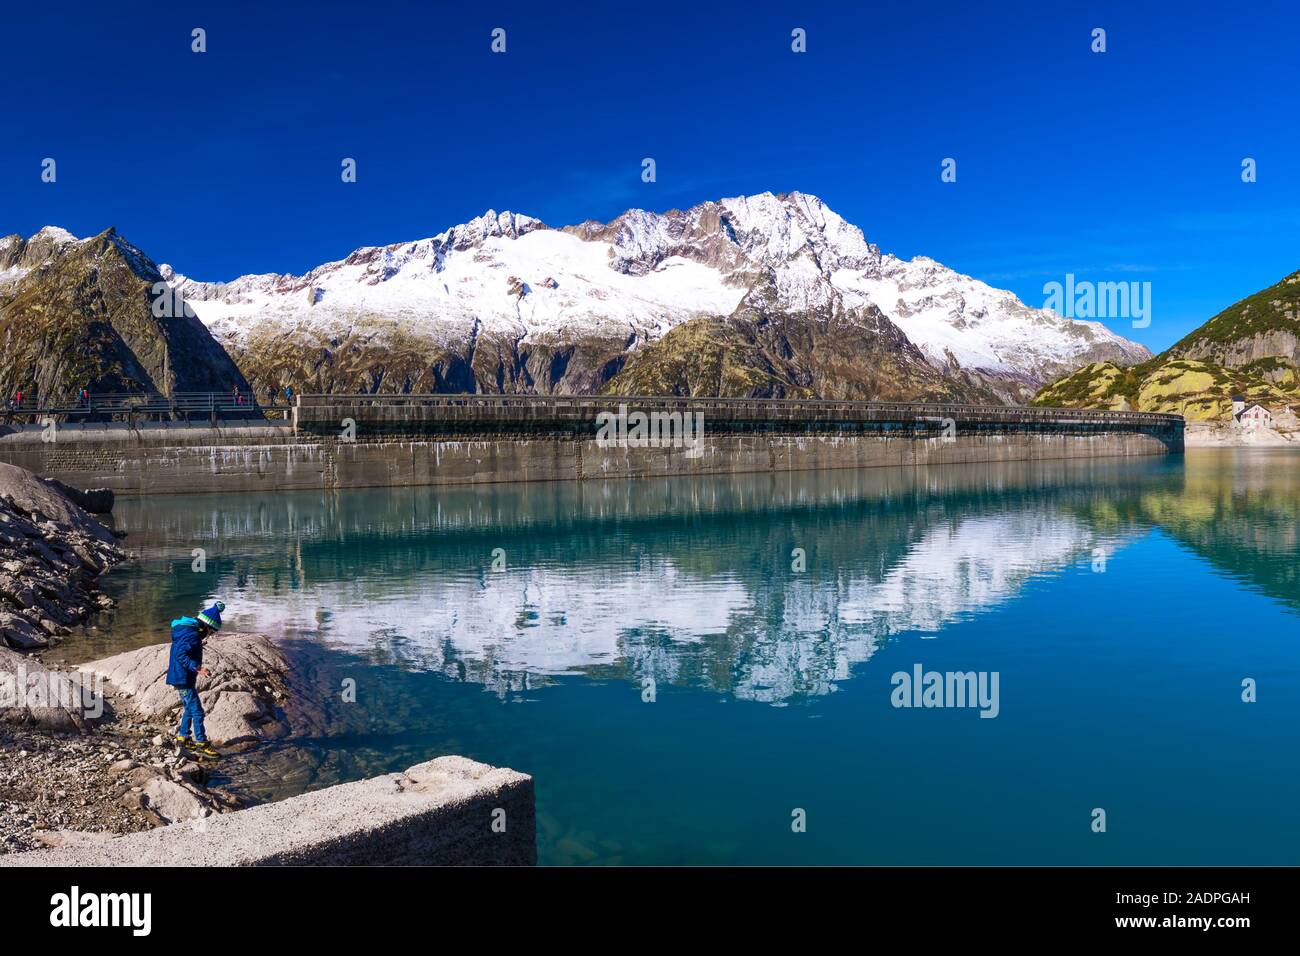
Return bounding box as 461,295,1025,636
0,227,86,291
32,225,80,246
837,254,1143,380
167,209,745,352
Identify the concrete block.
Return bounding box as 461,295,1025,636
1,756,536,866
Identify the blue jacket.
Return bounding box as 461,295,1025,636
166,617,204,688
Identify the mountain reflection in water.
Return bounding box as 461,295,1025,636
67,450,1300,864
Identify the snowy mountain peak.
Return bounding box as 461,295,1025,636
337,210,546,269
33,225,80,245
400,209,548,256
134,192,1150,399
461,209,545,242
1,226,91,288
717,191,880,271
567,191,881,282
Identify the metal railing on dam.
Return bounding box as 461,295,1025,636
1,390,1181,435
294,393,1184,440
1,391,287,423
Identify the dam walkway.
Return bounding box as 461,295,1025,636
293,393,1182,437
0,394,1184,496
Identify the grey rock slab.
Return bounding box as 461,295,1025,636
0,647,101,731
78,633,293,745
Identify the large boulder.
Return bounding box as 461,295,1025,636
77,633,294,746
0,646,104,731
42,479,114,516
123,766,211,824
0,462,117,545
0,610,48,650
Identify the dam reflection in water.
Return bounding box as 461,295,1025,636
88,451,1300,865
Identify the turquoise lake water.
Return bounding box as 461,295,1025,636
74,450,1300,864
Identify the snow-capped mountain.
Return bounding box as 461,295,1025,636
3,193,1149,402
160,192,1146,400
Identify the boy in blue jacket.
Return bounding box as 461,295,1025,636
166,601,225,758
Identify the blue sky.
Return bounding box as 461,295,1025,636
3,0,1297,352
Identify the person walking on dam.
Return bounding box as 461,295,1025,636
167,601,225,759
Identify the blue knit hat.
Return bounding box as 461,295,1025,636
197,600,225,632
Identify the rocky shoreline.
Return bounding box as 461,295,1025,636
0,462,274,854
0,462,125,651
0,718,250,854
1,631,304,855
0,451,536,868
1,635,298,854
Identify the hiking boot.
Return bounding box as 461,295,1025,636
174,735,193,749
191,741,219,759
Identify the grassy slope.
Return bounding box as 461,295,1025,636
1033,270,1300,419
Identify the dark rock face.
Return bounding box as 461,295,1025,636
42,480,114,515
605,276,996,402
0,228,250,404
217,326,633,397
0,463,125,652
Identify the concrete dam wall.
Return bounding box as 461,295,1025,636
1,756,536,866
0,395,1183,496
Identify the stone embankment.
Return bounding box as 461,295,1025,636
2,755,536,866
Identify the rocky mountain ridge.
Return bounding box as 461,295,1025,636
5,193,1150,403
162,192,1149,401
0,227,250,403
